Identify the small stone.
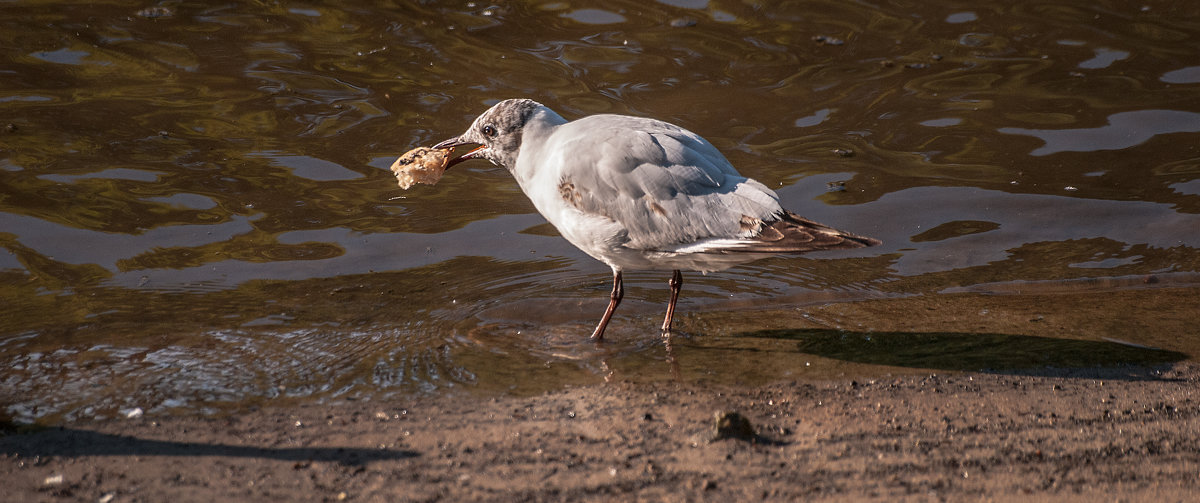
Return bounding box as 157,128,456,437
669,17,697,28
712,411,756,441
137,6,173,18
43,474,64,486
812,35,844,46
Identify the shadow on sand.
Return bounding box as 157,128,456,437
0,427,417,466
737,328,1187,381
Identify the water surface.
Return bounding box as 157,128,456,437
2,0,1200,423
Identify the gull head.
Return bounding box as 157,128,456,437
434,98,549,172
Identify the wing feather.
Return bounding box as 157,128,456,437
548,115,782,250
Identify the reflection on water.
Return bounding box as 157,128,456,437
2,0,1199,423
999,110,1200,156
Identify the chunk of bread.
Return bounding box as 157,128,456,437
390,147,451,189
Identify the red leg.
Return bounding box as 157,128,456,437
590,269,623,341
661,269,683,334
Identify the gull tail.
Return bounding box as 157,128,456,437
663,211,880,255
733,211,881,254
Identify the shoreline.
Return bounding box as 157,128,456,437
5,362,1198,501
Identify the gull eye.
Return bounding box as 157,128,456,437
482,124,498,137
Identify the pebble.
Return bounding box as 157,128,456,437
812,35,844,46
136,6,173,18
712,411,756,441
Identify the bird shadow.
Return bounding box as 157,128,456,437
0,425,417,466
732,328,1188,381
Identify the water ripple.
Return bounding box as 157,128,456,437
3,0,1200,423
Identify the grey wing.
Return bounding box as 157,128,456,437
552,116,783,250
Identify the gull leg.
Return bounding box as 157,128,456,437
662,332,682,381
590,269,623,341
661,269,683,335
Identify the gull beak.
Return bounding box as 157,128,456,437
433,136,486,170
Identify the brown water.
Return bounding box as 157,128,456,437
2,1,1200,423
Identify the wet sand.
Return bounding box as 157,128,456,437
5,286,1200,501
5,362,1199,501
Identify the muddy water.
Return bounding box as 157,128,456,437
2,1,1200,423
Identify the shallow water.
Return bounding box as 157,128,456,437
2,1,1200,423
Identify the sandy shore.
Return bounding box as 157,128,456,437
4,360,1199,502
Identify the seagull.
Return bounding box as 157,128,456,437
433,99,879,341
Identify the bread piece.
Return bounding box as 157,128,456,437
390,147,451,189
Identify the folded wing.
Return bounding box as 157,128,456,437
549,115,784,251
